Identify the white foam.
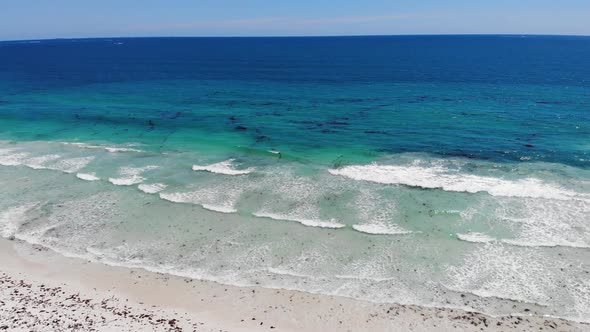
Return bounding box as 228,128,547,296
334,274,398,282
462,199,590,247
0,204,37,238
109,175,144,186
349,189,411,235
47,156,95,173
201,204,238,214
138,183,167,194
352,224,412,235
329,163,584,200
76,173,100,181
457,232,496,243
501,238,590,249
192,159,255,175
251,171,353,231
267,267,320,280
433,209,462,215
23,154,62,169
253,212,345,229
571,279,590,323
62,142,143,153
351,189,412,235
502,199,590,249
0,151,30,166
0,147,17,156
445,243,555,306
108,165,159,186
159,191,238,214
0,148,94,173
103,147,143,153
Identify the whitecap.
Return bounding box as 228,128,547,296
23,154,62,169
352,224,412,235
201,204,238,214
457,232,496,243
48,156,95,173
329,163,583,201
108,165,159,186
138,183,167,194
103,146,143,153
192,159,254,175
159,191,238,214
0,151,30,166
109,176,144,186
0,149,94,173
76,173,100,181
62,142,143,153
253,212,345,229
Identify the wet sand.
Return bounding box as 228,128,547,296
0,239,588,331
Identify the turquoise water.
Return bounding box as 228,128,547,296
0,36,589,322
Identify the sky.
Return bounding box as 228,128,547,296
1,0,590,40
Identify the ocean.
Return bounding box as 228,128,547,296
0,35,589,322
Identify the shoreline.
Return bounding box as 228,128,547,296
1,239,588,331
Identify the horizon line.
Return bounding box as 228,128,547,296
2,33,590,43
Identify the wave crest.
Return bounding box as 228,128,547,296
329,163,584,200
108,166,159,186
253,212,345,229
192,159,255,175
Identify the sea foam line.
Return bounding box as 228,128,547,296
108,166,159,186
253,212,345,229
159,192,238,214
5,212,589,324
329,164,585,201
0,151,31,166
138,183,167,194
352,223,412,235
76,173,100,181
62,142,144,153
23,154,62,169
456,232,496,244
456,232,590,249
0,150,95,174
39,156,95,173
192,159,255,175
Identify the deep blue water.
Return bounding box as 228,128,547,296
0,35,589,167
2,35,590,85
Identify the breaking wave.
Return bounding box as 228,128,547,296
329,163,586,201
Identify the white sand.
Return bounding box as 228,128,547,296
0,239,587,332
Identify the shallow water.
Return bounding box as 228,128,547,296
0,36,589,322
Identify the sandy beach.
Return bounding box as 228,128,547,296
0,239,587,332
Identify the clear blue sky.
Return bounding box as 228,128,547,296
1,0,589,40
